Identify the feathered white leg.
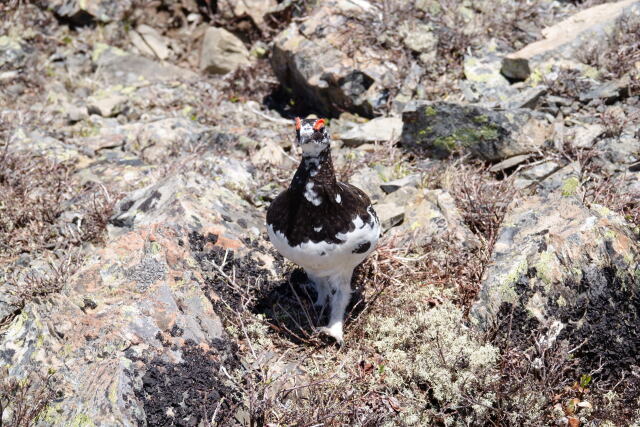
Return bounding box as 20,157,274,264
320,269,353,344
306,271,329,308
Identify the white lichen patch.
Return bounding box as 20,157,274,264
366,300,500,424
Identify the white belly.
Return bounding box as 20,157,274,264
267,216,380,277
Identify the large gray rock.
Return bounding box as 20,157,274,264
501,0,640,81
49,0,134,23
0,165,273,425
400,101,552,160
471,193,640,382
93,44,196,85
337,116,403,146
271,2,397,117
130,25,170,60
199,27,251,75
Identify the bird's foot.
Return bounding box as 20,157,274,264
317,324,344,346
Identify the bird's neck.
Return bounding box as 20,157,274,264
290,148,337,192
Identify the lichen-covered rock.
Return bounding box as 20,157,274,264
593,129,640,173
8,129,84,163
471,193,640,382
0,223,240,425
110,169,262,244
74,151,156,193
271,2,398,117
123,118,214,163
401,101,552,160
0,165,274,425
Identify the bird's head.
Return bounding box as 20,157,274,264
295,117,329,157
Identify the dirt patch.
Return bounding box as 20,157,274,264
135,333,241,426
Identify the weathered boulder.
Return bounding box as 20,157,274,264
87,92,128,117
401,101,552,160
123,118,213,163
130,25,170,60
388,189,480,249
0,164,274,425
401,21,438,64
501,0,640,81
223,0,278,30
337,116,403,147
461,41,517,106
471,193,640,382
74,151,156,193
0,224,240,425
93,44,196,85
49,0,134,24
199,27,251,75
271,2,397,117
110,169,261,240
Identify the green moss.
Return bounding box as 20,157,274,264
424,106,438,116
582,66,600,80
592,204,612,217
498,257,528,305
535,250,556,285
69,413,96,427
426,121,501,153
109,380,118,404
561,177,580,197
472,114,489,124
433,135,457,152
603,230,617,241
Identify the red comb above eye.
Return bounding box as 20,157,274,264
313,119,325,130
295,117,301,130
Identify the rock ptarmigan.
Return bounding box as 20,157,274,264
266,117,380,344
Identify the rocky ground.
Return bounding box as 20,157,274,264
0,0,639,425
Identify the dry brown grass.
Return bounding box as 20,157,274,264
581,12,640,95
0,368,57,427
584,174,640,227
0,149,118,260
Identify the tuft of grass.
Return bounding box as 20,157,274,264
584,174,640,227
0,367,57,427
581,12,640,95
442,161,517,250
0,148,118,260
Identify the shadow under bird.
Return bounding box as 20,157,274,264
266,117,381,344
